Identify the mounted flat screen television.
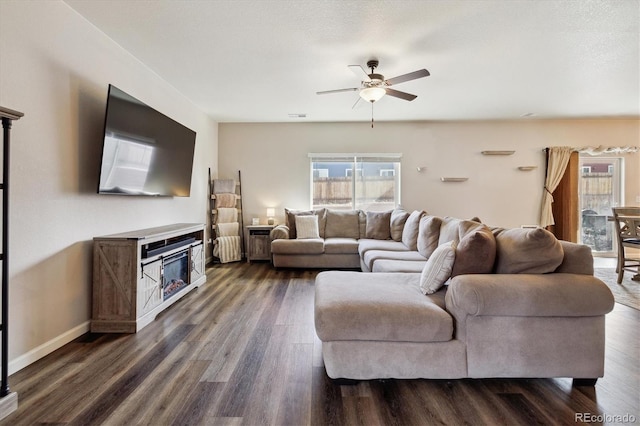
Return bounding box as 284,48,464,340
97,84,196,197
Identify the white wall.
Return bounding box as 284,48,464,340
0,1,218,372
219,120,639,229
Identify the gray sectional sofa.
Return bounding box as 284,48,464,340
271,207,615,383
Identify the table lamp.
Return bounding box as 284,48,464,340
267,208,275,225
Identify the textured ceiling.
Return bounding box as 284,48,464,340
64,0,640,123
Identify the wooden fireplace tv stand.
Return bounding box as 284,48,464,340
91,223,206,333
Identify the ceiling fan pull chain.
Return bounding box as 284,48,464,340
371,102,374,128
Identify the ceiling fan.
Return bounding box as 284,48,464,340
316,59,430,107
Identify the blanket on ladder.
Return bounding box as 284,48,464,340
214,236,241,263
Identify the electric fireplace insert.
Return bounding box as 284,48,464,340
162,250,189,300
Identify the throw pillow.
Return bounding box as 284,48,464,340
284,208,326,239
390,208,410,241
366,210,392,240
295,215,320,239
417,215,443,259
420,240,457,295
451,224,496,277
324,209,360,239
402,210,426,250
493,227,564,274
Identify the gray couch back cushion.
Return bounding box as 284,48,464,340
402,210,426,250
417,215,443,258
366,210,392,240
390,208,410,241
324,209,361,239
493,227,564,274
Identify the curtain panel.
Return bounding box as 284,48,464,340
540,146,573,227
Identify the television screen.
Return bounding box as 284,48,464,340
97,85,196,197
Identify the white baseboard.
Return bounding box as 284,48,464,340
8,321,90,375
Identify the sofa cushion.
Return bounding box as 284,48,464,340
366,210,392,240
452,224,496,277
437,217,496,277
295,215,319,239
315,271,453,343
438,216,463,245
417,215,442,259
358,239,410,257
371,259,426,273
324,238,360,254
271,238,324,255
390,208,410,241
555,241,594,275
363,249,428,272
285,208,326,239
493,227,564,274
358,210,367,239
420,241,457,295
324,209,360,239
402,210,426,250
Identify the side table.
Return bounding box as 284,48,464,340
245,225,275,263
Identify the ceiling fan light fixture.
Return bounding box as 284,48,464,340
359,87,386,103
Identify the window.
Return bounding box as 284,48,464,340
309,153,401,211
578,156,623,254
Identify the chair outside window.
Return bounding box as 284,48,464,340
612,207,640,284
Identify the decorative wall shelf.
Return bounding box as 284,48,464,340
481,150,515,156
518,166,538,171
440,177,469,182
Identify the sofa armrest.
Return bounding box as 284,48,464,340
270,225,290,241
445,273,614,318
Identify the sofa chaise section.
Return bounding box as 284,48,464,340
315,269,614,381
315,271,467,379
314,224,615,382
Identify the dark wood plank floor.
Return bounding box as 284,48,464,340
3,262,639,425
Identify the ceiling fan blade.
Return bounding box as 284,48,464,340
385,88,417,101
316,88,359,95
348,65,371,81
352,96,362,109
385,69,430,86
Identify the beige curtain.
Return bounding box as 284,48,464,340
540,146,573,227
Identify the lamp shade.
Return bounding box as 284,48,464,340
266,208,275,217
359,87,386,103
